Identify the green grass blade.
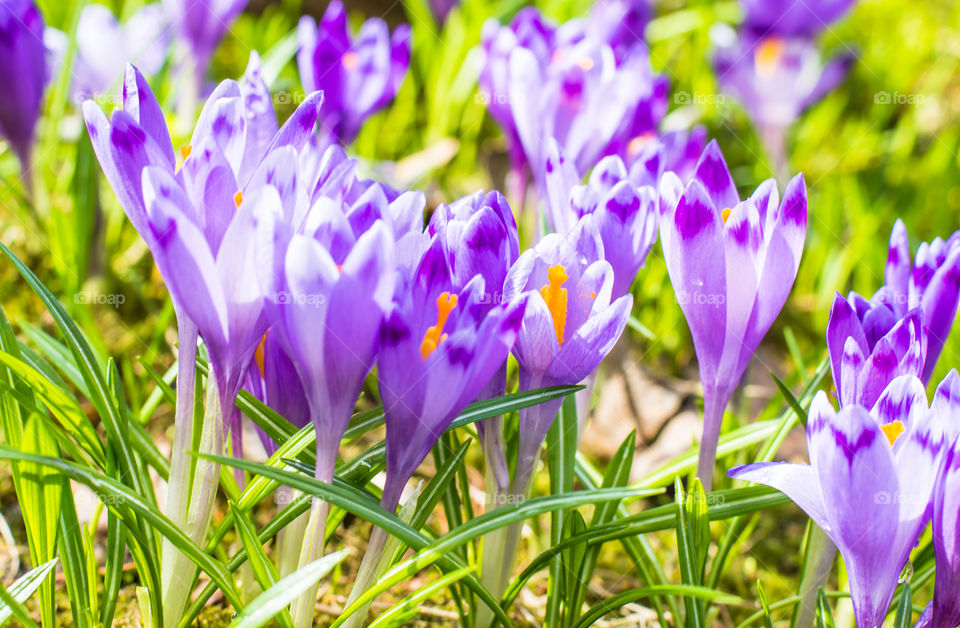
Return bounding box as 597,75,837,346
228,551,348,628
228,500,293,628
572,585,744,628
366,565,477,628
545,394,578,626
0,557,57,626
892,582,911,628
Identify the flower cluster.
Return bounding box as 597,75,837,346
734,218,960,627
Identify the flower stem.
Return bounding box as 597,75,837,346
290,496,331,628
696,388,729,492
162,368,224,628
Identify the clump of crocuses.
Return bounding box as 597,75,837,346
298,0,411,145
660,140,807,488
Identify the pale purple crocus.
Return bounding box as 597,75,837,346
544,139,657,297
625,126,708,188
730,377,943,628
378,237,526,511
478,7,668,190
740,0,857,37
884,219,960,383
503,216,632,493
585,0,651,62
923,371,960,628
826,292,925,409
0,0,50,172
659,140,807,488
713,28,854,170
163,0,246,79
297,0,411,145
71,3,169,99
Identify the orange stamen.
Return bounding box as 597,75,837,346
176,144,192,172
254,331,269,378
540,265,569,347
627,132,655,156
342,51,359,70
721,208,732,224
577,57,595,71
420,292,458,360
234,190,243,208
754,37,784,77
881,421,905,446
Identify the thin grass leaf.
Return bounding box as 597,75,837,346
771,371,809,426
367,565,477,628
0,579,39,628
560,510,587,625
675,477,704,627
893,583,911,628
758,580,774,628
228,551,347,628
100,514,124,628
0,557,57,626
545,394,577,627
572,585,744,628
228,500,293,628
816,588,835,628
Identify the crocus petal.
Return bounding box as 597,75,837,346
826,292,869,402
692,139,739,213
660,178,726,389
920,247,960,382
122,64,174,169
728,462,828,529
885,219,911,312
547,293,631,384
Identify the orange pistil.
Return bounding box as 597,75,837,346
342,51,359,71
721,208,732,224
754,37,784,78
540,265,569,347
233,190,243,208
420,292,458,360
881,421,905,446
254,331,269,378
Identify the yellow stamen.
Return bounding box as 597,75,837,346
234,190,243,208
754,37,784,78
540,265,569,347
254,331,269,378
721,208,732,224
881,421,905,446
420,292,458,360
577,57,595,71
342,51,359,70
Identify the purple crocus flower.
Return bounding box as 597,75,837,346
163,0,247,78
71,3,169,99
378,237,527,510
544,139,657,297
739,0,857,38
585,0,651,62
659,140,807,488
479,7,668,188
826,292,925,409
730,377,943,628
713,29,854,168
625,126,708,188
0,0,50,171
884,219,960,383
275,222,395,484
921,371,960,628
243,329,311,457
503,216,632,492
297,0,411,145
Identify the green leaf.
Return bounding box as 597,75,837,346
572,585,744,628
229,551,348,628
757,581,774,628
686,479,710,577
675,477,704,627
893,582,911,628
228,500,292,628
366,565,477,628
0,557,57,626
816,588,835,628
545,393,578,627
560,510,587,623
770,371,809,426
